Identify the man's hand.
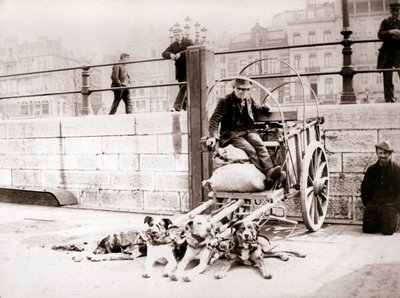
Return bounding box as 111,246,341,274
390,29,400,39
175,53,181,60
170,53,176,60
206,137,217,149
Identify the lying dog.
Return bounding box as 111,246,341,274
215,220,306,279
170,215,216,282
142,216,186,278
88,230,146,262
215,220,273,279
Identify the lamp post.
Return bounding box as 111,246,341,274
169,17,207,45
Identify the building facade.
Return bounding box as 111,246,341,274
0,37,102,119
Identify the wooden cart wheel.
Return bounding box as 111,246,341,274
300,141,329,232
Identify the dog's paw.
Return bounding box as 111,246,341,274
169,273,178,281
263,273,273,279
142,272,151,279
162,272,171,278
182,275,192,282
214,272,225,279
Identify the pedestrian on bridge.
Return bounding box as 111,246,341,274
162,28,194,112
361,140,400,235
109,53,133,114
377,0,400,103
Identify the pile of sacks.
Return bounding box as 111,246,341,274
202,145,266,192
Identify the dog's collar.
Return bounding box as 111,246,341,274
186,234,209,249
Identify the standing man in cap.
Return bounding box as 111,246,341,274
377,0,400,103
361,140,400,235
162,28,194,112
206,77,285,185
109,53,133,114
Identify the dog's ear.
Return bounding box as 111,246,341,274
185,220,193,232
162,218,173,229
144,216,153,225
231,220,243,231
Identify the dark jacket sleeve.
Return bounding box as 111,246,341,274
361,165,375,206
111,65,121,86
251,98,270,114
162,43,175,59
378,19,392,40
208,97,227,139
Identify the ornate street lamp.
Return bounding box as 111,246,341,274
168,17,207,45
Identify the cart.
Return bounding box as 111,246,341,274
202,59,330,232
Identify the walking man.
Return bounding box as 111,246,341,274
109,53,132,114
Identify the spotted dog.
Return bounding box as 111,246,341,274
88,230,146,261
170,215,216,282
142,216,186,278
215,220,272,279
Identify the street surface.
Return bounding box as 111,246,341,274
0,202,399,298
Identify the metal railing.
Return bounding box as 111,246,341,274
1,36,400,118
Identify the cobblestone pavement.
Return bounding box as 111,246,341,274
0,202,399,298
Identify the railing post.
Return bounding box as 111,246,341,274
340,0,356,104
81,67,93,115
186,45,215,209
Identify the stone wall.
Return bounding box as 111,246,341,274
0,103,399,221
0,113,190,214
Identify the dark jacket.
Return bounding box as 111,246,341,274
361,160,400,206
208,92,270,146
377,16,400,69
162,37,194,82
111,63,130,87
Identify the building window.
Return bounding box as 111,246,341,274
325,78,333,94
293,33,301,45
294,55,302,70
355,1,368,13
324,53,332,67
370,0,384,12
309,54,317,67
270,61,279,74
324,30,332,43
308,32,316,44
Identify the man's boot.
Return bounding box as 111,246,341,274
265,166,282,181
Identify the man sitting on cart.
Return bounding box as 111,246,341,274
206,77,286,185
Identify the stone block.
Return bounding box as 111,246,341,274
179,192,190,212
143,191,181,212
53,170,110,189
330,173,364,196
0,123,7,139
378,130,400,151
102,135,158,154
156,173,188,191
60,114,135,137
352,196,364,221
174,154,189,172
79,189,100,207
327,152,342,173
140,154,175,171
118,154,139,171
65,137,102,155
97,154,119,171
326,196,352,219
311,103,400,130
0,169,12,185
100,190,143,210
157,134,188,154
324,130,377,153
46,155,97,170
12,170,42,187
0,139,35,155
343,153,376,173
111,171,155,191
6,118,61,138
135,112,187,134
35,138,65,155
0,155,47,170
42,170,62,187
